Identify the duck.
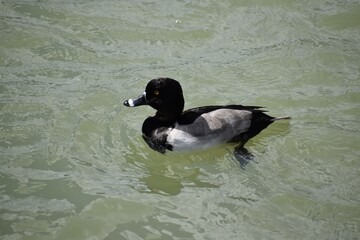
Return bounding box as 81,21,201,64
124,77,290,154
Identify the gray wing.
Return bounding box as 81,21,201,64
176,109,253,137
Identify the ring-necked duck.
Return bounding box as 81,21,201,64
124,78,290,154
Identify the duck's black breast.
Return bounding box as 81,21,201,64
141,117,174,153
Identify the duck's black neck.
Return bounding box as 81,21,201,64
155,109,183,123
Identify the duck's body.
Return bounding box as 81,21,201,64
124,78,289,154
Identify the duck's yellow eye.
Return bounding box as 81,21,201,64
154,90,159,95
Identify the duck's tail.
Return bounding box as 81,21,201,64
271,116,291,121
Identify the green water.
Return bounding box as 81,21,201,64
1,0,359,239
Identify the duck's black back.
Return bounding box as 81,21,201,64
178,105,268,124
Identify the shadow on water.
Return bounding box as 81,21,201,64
139,164,220,196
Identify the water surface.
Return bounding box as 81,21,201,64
1,0,359,239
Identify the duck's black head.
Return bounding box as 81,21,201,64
124,78,185,122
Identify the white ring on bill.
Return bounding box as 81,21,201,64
128,99,134,107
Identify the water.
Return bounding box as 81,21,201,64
1,0,359,239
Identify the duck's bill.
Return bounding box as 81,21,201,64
123,92,147,107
